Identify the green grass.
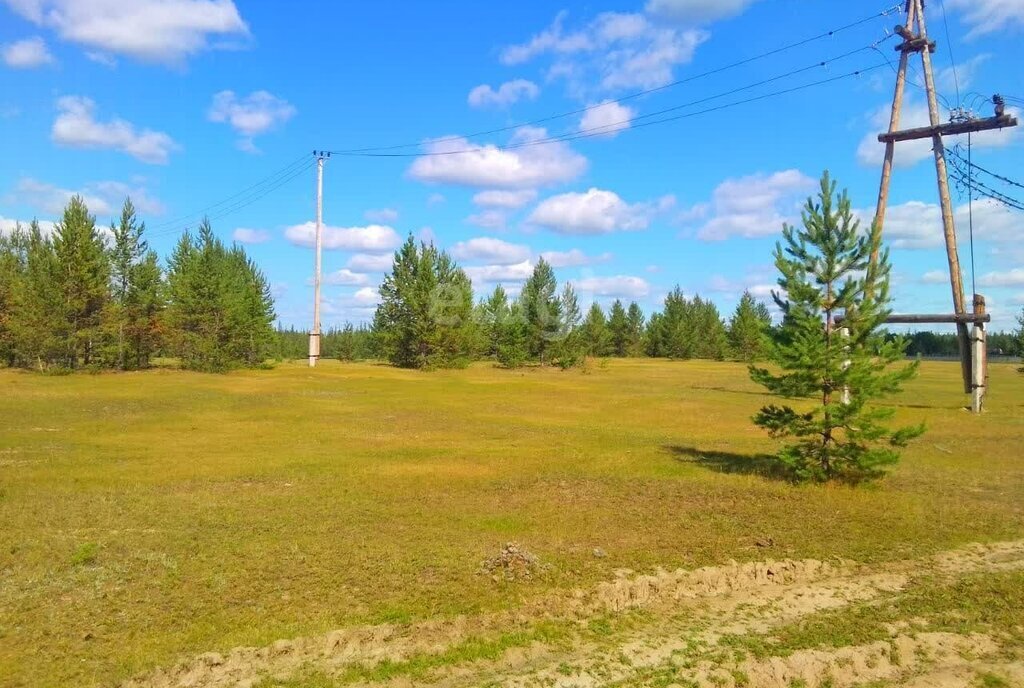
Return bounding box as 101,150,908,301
1,358,1023,687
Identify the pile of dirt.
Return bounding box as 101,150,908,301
479,542,547,581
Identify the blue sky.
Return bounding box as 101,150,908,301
1,0,1022,329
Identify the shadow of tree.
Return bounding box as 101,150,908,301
664,445,796,482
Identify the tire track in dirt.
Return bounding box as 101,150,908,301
121,539,1024,688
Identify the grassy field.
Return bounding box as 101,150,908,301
1,359,1023,687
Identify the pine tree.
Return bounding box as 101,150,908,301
626,302,645,356
750,172,924,483
9,222,62,369
581,302,610,357
51,196,110,368
106,198,164,369
552,283,585,368
165,219,274,371
0,225,28,366
519,258,562,364
607,300,630,357
1016,307,1024,374
373,235,475,369
496,302,529,368
728,291,772,362
481,285,510,358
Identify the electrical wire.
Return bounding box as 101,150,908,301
329,62,890,158
948,148,1024,190
329,4,903,155
967,132,975,296
146,159,317,239
147,152,312,231
938,0,961,107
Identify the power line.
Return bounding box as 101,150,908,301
147,152,312,231
329,4,903,155
948,147,1024,190
330,61,890,158
147,159,317,239
938,0,961,107
949,159,1024,212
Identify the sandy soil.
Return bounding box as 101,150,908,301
122,540,1024,688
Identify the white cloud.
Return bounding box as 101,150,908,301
978,269,1024,287
936,54,990,92
685,169,815,241
573,275,651,299
284,223,402,252
1,216,56,237
578,99,634,137
473,189,537,209
466,210,509,231
464,260,535,284
451,237,531,265
529,187,674,235
408,126,587,189
539,248,612,268
2,36,55,68
921,269,950,284
232,227,269,244
3,0,250,65
856,198,1019,249
947,0,1024,38
645,0,759,23
208,90,295,152
10,177,164,217
502,10,707,93
51,96,177,164
347,253,393,272
856,101,1019,168
364,207,398,223
322,268,370,286
467,79,540,108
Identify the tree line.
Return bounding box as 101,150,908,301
367,235,776,369
0,196,275,373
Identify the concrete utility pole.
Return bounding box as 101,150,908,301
309,151,329,367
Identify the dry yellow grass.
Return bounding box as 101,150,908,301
1,359,1022,686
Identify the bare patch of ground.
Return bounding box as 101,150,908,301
121,539,1024,688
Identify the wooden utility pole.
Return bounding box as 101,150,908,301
309,151,328,368
869,0,1017,412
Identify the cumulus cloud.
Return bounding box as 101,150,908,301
645,0,759,23
501,10,707,93
2,36,55,68
1,216,56,237
855,198,1019,249
921,269,950,284
529,187,674,235
51,96,178,164
578,99,634,137
451,237,531,265
2,0,250,65
232,227,269,244
573,275,651,299
540,248,613,268
408,126,587,189
347,253,394,272
10,177,164,217
473,189,537,209
978,269,1024,288
466,210,509,231
322,268,370,286
856,101,1019,168
464,260,535,284
364,207,398,223
208,90,295,152
467,79,540,108
284,223,401,252
683,169,816,241
947,0,1024,38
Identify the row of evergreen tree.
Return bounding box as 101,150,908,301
368,236,777,370
0,197,275,372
